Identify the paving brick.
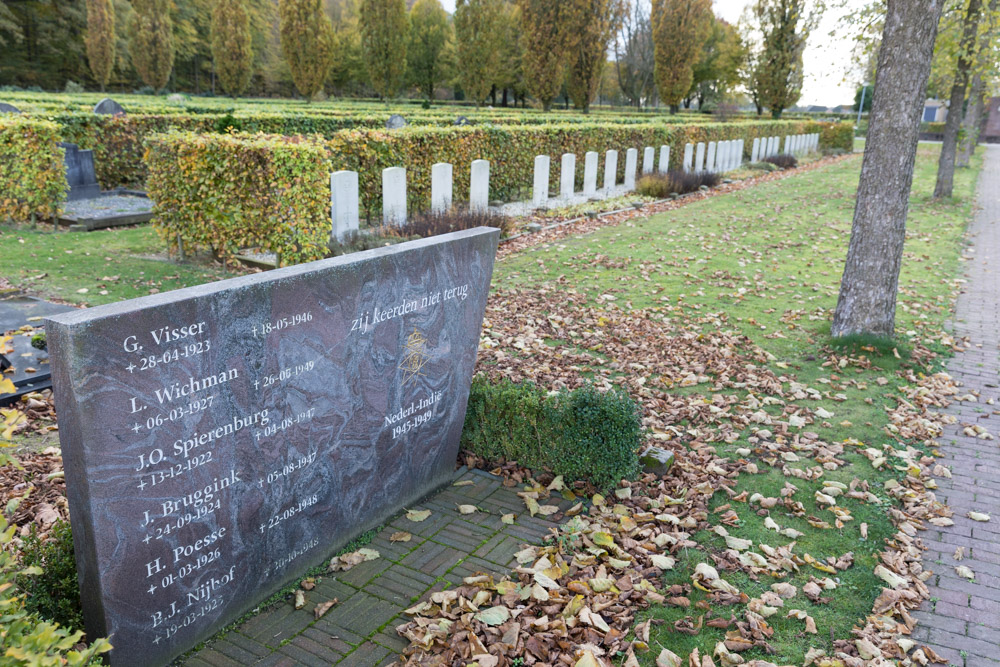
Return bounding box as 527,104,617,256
240,604,299,645
342,641,393,667
276,641,334,667
400,540,465,577
365,564,437,605
209,636,269,664
301,625,359,652
192,649,245,667
316,591,401,637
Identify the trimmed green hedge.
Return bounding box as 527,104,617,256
462,376,642,490
146,119,851,262
145,132,330,265
0,116,66,222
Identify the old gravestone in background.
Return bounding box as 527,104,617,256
46,228,500,666
58,142,101,200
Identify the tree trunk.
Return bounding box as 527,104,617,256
957,73,985,167
831,0,944,338
669,104,678,115
933,0,982,198
771,107,783,119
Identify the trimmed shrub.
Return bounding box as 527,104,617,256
398,210,515,239
764,154,798,169
0,117,67,221
462,376,642,490
636,170,721,198
18,520,84,632
0,514,112,664
145,132,331,265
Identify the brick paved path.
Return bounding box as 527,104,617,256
182,467,572,666
913,144,1000,665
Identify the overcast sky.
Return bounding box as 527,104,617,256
436,0,866,108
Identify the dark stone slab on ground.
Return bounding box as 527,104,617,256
0,296,74,405
58,193,153,231
45,228,499,666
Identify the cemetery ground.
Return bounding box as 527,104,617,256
0,143,990,666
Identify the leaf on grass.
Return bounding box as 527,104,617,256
406,508,431,522
655,648,682,667
649,554,675,570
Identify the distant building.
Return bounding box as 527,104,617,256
831,104,853,114
984,97,1000,143
807,105,829,113
922,99,948,122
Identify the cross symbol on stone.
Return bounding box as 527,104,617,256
257,479,264,489
127,362,136,373
132,423,142,433
153,636,161,645
259,523,265,533
143,534,152,544
138,479,147,491
254,379,260,390
147,584,157,595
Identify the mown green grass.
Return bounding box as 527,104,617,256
494,145,981,663
0,223,233,306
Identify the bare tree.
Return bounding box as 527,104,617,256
831,0,945,338
614,1,655,108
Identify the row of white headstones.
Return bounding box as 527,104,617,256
331,132,821,239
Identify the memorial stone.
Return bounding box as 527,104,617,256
382,166,407,226
658,145,670,174
385,114,407,130
94,98,126,116
431,163,453,214
695,142,705,172
706,142,717,173
624,148,638,190
683,143,693,173
560,153,575,199
454,116,471,126
0,102,20,113
751,138,760,163
533,155,550,206
603,150,618,190
59,142,101,201
470,159,489,212
330,170,359,241
46,228,500,666
583,152,598,196
642,147,654,174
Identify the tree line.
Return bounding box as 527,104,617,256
0,0,813,116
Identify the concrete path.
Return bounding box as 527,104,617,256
913,144,1000,665
181,467,573,666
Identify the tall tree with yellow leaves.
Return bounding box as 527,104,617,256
85,0,115,91
211,0,254,97
454,0,504,107
517,0,575,111
279,0,335,100
651,0,712,113
566,0,625,113
129,0,174,91
360,0,409,99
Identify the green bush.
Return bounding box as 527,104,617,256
0,514,111,665
462,376,642,490
0,117,67,222
18,519,84,632
145,132,331,265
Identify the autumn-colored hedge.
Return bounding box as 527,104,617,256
145,132,330,265
146,119,851,264
0,116,66,221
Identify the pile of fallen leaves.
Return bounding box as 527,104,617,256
0,450,69,541
393,285,963,666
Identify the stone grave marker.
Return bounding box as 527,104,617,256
683,143,694,173
624,148,638,190
470,159,489,212
431,162,453,214
583,152,598,196
603,150,618,190
385,114,407,130
46,228,500,666
454,116,471,126
382,166,407,225
330,170,359,241
533,155,550,206
560,153,575,198
59,142,101,201
0,102,21,113
695,142,705,172
658,145,670,174
94,98,126,116
642,147,655,174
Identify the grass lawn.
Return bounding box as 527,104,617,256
0,224,234,307
492,144,980,663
